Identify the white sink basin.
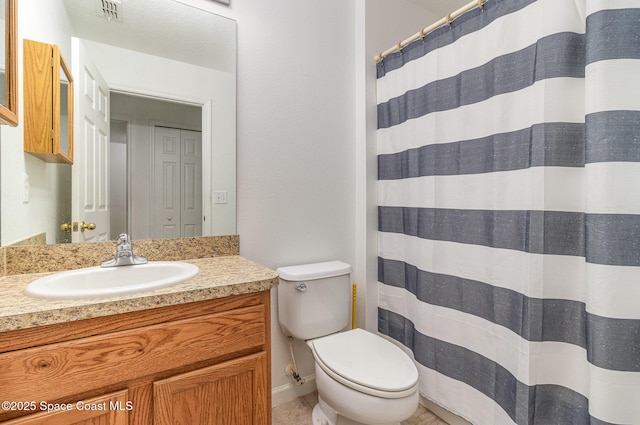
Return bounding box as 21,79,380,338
25,261,200,300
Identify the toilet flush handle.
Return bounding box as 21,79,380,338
295,282,307,292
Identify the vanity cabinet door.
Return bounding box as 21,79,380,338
3,390,129,425
154,352,269,425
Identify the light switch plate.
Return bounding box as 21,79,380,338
214,191,228,204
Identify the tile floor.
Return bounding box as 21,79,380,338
272,391,450,425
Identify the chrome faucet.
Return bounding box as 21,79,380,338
101,233,148,267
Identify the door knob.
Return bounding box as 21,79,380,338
60,223,72,232
80,221,96,232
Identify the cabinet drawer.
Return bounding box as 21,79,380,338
0,304,265,403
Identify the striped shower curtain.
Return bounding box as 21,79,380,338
376,0,640,424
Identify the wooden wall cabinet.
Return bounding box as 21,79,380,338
23,39,73,164
0,292,272,425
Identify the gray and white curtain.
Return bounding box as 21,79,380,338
376,0,640,424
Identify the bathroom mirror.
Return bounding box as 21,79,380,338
0,0,236,246
0,0,18,126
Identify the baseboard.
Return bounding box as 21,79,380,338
420,396,472,425
272,374,317,407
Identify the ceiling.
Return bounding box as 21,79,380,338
62,0,236,72
407,0,473,17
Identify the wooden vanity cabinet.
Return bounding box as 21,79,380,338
0,291,271,425
154,352,268,424
3,391,130,425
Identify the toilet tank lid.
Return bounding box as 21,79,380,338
276,261,351,281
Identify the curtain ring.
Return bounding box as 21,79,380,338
396,42,403,53
446,13,452,28
477,0,485,10
420,28,427,40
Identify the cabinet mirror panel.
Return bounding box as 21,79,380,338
57,54,72,161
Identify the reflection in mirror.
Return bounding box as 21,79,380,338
0,0,236,246
23,40,73,164
59,65,69,157
0,0,5,102
0,0,18,126
110,92,202,242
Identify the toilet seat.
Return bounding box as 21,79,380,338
308,328,418,399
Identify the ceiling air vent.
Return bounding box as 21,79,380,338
95,0,123,22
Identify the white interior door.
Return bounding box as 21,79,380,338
152,127,202,238
71,37,110,243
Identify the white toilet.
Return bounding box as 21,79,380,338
277,261,419,425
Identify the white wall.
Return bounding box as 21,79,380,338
201,0,439,406
233,0,357,404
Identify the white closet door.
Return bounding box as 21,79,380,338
152,126,202,238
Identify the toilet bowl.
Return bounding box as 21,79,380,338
276,261,420,425
307,329,419,425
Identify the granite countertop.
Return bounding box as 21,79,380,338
0,256,279,332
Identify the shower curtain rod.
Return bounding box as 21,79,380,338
374,0,488,63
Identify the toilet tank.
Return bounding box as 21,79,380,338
277,261,352,340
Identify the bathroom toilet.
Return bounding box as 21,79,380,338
277,261,419,425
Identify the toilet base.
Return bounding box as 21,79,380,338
311,395,401,425
312,401,335,425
